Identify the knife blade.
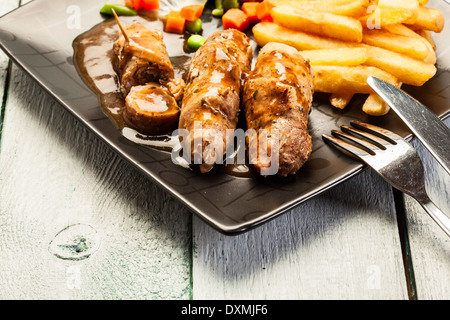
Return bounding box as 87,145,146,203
367,76,450,175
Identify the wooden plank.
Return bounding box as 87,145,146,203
403,116,450,300
192,169,408,299
0,64,192,298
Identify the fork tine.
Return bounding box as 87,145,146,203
341,125,391,149
331,130,379,155
350,121,402,144
322,134,371,159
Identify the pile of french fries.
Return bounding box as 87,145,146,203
252,0,444,115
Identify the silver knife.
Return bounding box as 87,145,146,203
367,76,450,175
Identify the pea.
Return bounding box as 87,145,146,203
187,35,206,51
212,8,224,16
185,18,203,34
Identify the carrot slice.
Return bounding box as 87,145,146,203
222,8,249,32
256,1,274,22
125,0,143,10
126,0,159,11
142,0,159,11
180,5,204,21
242,2,261,24
125,0,134,8
166,11,186,34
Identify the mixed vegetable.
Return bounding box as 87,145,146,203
99,4,137,16
100,0,158,16
186,18,203,34
211,0,272,33
165,4,205,35
180,4,204,21
187,34,207,50
165,10,186,34
125,0,159,11
222,8,249,32
100,0,274,51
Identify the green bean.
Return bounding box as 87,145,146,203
100,4,137,16
187,35,206,51
213,0,224,16
223,0,240,11
185,18,203,34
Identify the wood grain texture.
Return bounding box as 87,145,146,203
0,65,192,299
192,169,408,299
403,117,450,300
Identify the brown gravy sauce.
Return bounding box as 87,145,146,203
72,14,256,178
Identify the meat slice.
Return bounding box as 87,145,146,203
113,23,175,96
179,29,253,173
124,83,180,135
242,42,314,177
113,22,185,134
163,77,186,103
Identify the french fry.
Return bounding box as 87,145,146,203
362,94,391,116
360,9,411,28
383,23,436,63
253,21,357,50
377,0,419,12
405,5,445,33
421,40,437,64
253,22,437,86
265,0,371,17
364,45,436,86
362,28,430,60
271,5,363,42
253,0,442,117
361,0,419,28
362,82,402,116
383,22,420,36
312,65,400,94
380,0,419,23
417,29,436,51
300,48,368,65
330,92,355,109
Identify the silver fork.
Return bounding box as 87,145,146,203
322,120,450,237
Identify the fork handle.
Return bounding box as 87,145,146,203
417,198,450,237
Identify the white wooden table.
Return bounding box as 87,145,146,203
1,0,449,300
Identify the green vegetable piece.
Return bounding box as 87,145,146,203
100,4,137,16
213,0,223,16
223,0,239,12
187,35,206,51
212,8,224,16
185,18,203,34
